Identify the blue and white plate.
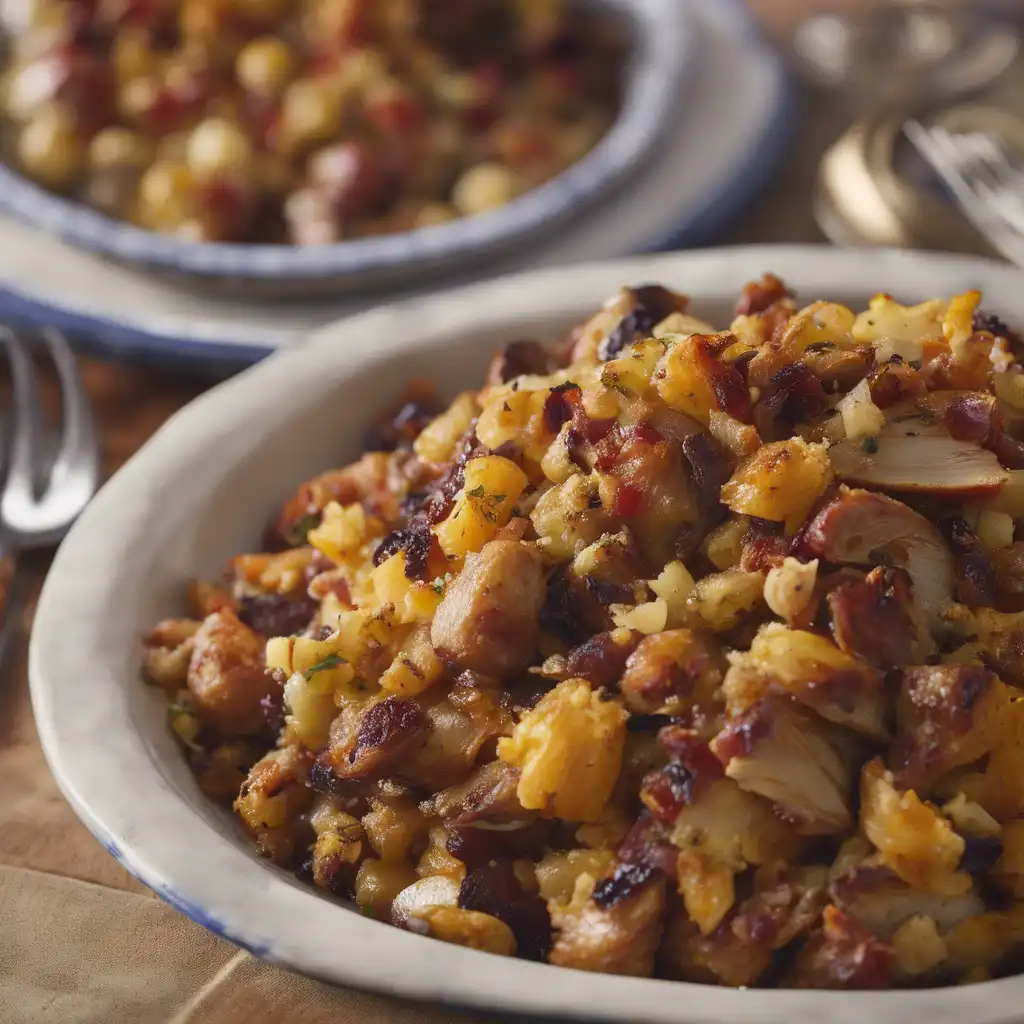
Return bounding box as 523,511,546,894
0,0,693,295
0,0,795,372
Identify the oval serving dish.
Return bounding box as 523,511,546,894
0,0,693,298
30,245,1024,1024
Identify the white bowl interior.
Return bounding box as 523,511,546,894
31,247,1024,1024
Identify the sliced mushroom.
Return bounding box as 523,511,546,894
801,486,953,637
712,697,856,836
828,413,1008,499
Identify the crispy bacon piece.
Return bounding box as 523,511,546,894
639,728,724,824
599,284,689,361
459,861,551,961
786,906,892,990
891,663,1001,793
237,592,319,638
735,273,793,317
373,524,435,580
827,567,921,669
755,363,826,440
325,697,428,781
712,698,855,835
364,380,442,451
486,340,552,385
616,812,679,875
939,515,995,609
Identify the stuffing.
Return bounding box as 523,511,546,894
143,275,1024,990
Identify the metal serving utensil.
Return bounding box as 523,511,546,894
0,328,99,665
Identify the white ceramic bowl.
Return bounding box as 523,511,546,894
31,246,1024,1024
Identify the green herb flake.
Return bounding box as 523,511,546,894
860,436,879,454
292,513,320,543
360,904,376,918
306,653,346,677
466,485,486,498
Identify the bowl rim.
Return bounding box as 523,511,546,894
0,0,692,281
30,245,1024,1024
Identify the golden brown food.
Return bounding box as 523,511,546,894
2,0,623,244
143,276,1024,989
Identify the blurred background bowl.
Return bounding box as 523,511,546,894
0,0,694,298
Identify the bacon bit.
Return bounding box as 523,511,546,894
939,514,995,608
708,702,774,765
760,363,826,428
641,730,724,823
543,381,582,434
592,862,658,908
867,359,927,409
617,812,679,874
787,906,892,990
615,481,644,518
740,525,794,573
373,524,435,580
735,273,793,317
599,285,689,361
487,340,551,385
364,380,442,452
237,592,319,638
459,861,551,960
827,567,919,669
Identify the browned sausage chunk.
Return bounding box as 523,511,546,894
431,540,546,677
187,610,277,735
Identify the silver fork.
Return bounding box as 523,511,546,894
905,119,1024,267
0,328,99,664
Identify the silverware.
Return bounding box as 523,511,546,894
0,328,99,664
905,118,1024,267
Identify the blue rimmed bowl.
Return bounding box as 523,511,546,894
0,0,694,298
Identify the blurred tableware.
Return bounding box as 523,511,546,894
791,0,1019,104
0,327,99,664
0,0,793,372
0,0,693,298
906,115,1024,266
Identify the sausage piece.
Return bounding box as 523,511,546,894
431,540,546,678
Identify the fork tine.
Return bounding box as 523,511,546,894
0,328,47,519
38,328,99,499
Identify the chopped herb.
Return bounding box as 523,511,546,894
492,495,506,504
430,573,453,594
860,436,879,454
168,701,193,720
292,513,320,543
360,904,376,918
306,653,346,677
466,484,486,498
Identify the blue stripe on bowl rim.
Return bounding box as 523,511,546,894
0,0,693,284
